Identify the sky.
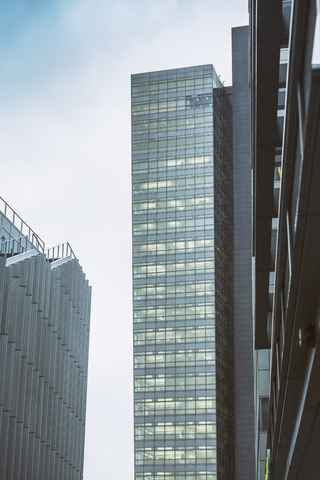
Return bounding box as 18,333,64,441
0,1,249,478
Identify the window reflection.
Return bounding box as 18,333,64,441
132,65,231,477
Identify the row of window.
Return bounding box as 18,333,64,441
132,87,213,100
134,349,215,368
132,135,213,152
132,101,213,117
133,239,213,254
133,293,213,302
133,223,214,236
133,152,214,164
132,176,213,193
135,421,215,440
133,260,214,278
132,99,184,115
133,129,213,142
132,209,215,223
133,130,213,143
133,71,211,81
133,305,215,323
134,327,215,346
132,161,213,174
135,446,216,465
134,276,216,287
133,198,213,215
132,96,213,110
133,242,213,257
186,95,213,109
132,76,213,94
134,281,214,293
132,159,213,173
133,155,212,169
133,216,214,229
135,397,215,416
132,115,213,132
133,129,213,145
133,216,215,229
134,373,215,392
135,474,216,480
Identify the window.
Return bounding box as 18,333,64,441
186,94,213,109
260,398,269,431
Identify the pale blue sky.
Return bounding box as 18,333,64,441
0,1,249,478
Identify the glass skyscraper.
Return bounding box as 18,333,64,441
132,65,235,480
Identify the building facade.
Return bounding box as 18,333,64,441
131,55,253,480
0,197,91,479
250,0,320,478
231,26,255,480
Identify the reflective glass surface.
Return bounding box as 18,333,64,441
132,65,234,480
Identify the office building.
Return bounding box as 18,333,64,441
0,197,91,479
250,0,320,478
132,26,254,480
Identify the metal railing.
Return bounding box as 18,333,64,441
0,197,45,252
46,242,76,262
0,234,38,258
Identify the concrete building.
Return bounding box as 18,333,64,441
131,26,254,480
250,0,320,478
232,26,255,480
0,197,91,479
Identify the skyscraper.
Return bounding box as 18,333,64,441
0,197,91,479
132,64,236,480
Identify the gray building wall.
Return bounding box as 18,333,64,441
0,249,91,479
231,26,255,479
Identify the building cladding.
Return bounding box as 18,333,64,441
131,62,242,480
250,0,320,478
231,26,255,480
0,198,91,479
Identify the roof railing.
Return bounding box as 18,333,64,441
46,242,76,262
0,234,39,258
0,237,77,264
0,197,45,252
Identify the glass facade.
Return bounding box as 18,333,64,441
132,65,234,480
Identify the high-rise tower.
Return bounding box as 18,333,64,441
132,65,235,480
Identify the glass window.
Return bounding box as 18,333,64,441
260,397,269,431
